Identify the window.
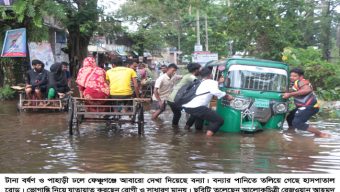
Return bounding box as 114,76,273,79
227,64,287,92
212,65,226,88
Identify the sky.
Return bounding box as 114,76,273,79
98,0,127,14
99,0,140,32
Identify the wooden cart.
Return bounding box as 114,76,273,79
68,97,149,135
17,92,70,112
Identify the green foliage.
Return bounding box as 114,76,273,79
0,85,15,100
317,88,340,101
115,0,339,61
0,0,65,42
282,47,340,100
11,0,65,27
117,0,183,54
57,0,100,63
117,0,225,56
60,0,99,37
226,0,308,60
0,57,17,86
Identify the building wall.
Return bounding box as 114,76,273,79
48,28,69,63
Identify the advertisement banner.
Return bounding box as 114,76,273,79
28,42,55,71
1,28,27,57
0,0,15,6
192,52,218,65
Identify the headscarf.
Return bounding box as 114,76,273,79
49,63,67,89
76,57,109,95
50,63,65,82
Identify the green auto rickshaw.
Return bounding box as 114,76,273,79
207,58,289,133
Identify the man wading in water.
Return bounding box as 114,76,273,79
283,68,330,138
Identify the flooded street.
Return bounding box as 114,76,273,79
0,100,340,173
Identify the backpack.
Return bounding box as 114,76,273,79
174,79,209,107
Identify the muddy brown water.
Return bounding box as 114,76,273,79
0,101,340,173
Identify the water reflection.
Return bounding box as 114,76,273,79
0,101,340,173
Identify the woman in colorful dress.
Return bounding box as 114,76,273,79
76,57,110,111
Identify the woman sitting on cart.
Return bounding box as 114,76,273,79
45,63,71,105
76,57,110,111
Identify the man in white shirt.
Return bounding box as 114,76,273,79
183,67,233,136
152,63,182,120
167,63,201,126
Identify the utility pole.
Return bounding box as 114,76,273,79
176,19,181,65
196,9,200,46
177,20,181,51
205,14,208,51
227,0,231,7
337,24,340,56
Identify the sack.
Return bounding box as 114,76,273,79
174,79,209,107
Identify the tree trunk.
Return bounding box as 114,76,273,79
63,0,98,77
304,0,316,47
337,24,340,56
255,33,271,58
67,27,91,77
0,59,16,87
320,0,332,61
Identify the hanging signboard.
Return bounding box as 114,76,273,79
192,51,218,65
1,28,27,57
28,42,55,71
194,44,203,52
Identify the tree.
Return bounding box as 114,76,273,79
56,0,100,74
116,0,213,56
303,0,317,46
282,46,340,100
96,16,125,45
117,0,179,55
110,0,340,62
318,0,339,61
0,0,65,87
115,0,310,59
225,0,311,59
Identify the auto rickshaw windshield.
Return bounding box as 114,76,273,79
226,64,288,92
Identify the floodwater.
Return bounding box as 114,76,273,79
0,100,340,173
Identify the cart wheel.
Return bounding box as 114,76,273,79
105,120,111,128
75,114,82,128
64,95,72,112
63,101,69,112
68,98,74,135
137,104,144,135
74,117,80,130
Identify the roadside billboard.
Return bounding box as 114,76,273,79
0,0,15,6
192,51,218,65
1,28,27,57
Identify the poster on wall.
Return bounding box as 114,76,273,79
28,42,55,71
0,0,15,6
1,28,27,57
55,43,69,63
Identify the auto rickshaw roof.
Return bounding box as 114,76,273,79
206,57,288,70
